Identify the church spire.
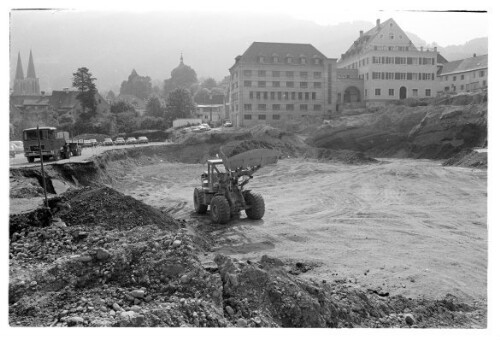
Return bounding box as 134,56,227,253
180,52,184,65
27,50,37,78
15,52,24,80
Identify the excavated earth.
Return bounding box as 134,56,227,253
9,107,488,328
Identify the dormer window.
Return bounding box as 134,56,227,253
389,33,394,40
312,54,320,65
258,56,264,63
300,55,306,64
286,53,292,64
272,53,278,63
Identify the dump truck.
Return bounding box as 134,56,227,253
193,146,279,224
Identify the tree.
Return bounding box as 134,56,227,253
193,88,211,104
165,88,195,121
106,90,116,102
146,95,165,118
201,77,217,90
110,100,136,114
72,67,98,119
120,69,153,100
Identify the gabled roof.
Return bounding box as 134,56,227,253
236,42,327,65
23,97,50,106
440,54,488,75
49,91,80,110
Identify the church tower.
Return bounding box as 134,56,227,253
13,50,40,95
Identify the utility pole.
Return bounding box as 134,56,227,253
37,125,49,208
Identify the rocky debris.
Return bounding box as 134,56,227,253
442,149,487,169
404,313,416,325
52,186,179,230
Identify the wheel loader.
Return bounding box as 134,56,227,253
193,147,279,224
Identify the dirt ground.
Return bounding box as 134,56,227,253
109,157,487,305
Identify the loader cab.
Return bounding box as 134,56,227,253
202,159,227,192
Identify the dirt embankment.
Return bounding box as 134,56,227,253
306,91,487,162
9,185,485,327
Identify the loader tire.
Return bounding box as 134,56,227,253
193,188,208,214
210,196,231,224
244,191,265,220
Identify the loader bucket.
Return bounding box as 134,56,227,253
220,148,279,171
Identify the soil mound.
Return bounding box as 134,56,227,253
53,186,179,230
442,149,487,169
220,140,277,158
304,148,378,165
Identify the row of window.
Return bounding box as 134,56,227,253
345,55,435,69
372,88,432,97
442,70,486,81
249,91,318,101
243,70,322,79
243,80,322,89
370,72,435,81
243,103,322,112
256,56,322,66
444,80,487,92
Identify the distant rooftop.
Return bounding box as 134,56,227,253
440,54,488,75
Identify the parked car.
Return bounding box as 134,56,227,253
10,141,24,157
198,123,211,131
114,137,126,145
89,138,98,147
223,121,233,127
137,136,149,144
82,140,92,148
102,138,113,146
126,137,137,145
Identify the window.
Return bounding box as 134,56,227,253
425,89,431,97
286,104,294,111
273,81,280,88
263,92,268,100
300,104,307,111
453,76,457,81
244,80,252,87
389,33,394,40
460,85,464,90
445,76,448,81
311,92,316,100
461,74,465,80
258,114,266,120
244,70,252,77
305,92,309,100
314,58,320,65
270,92,275,100
375,89,381,96
480,70,485,77
272,71,280,77
258,56,264,63
244,104,252,111
283,92,289,100
300,57,306,64
412,89,418,97
249,91,253,99
313,104,321,111
286,81,294,88
388,89,394,96
258,81,266,88
286,57,292,64
244,114,252,120
314,72,321,79
291,92,296,100
300,82,308,89
258,104,266,111
258,70,266,77
256,92,261,100
272,114,280,120
277,92,282,100
298,92,303,100
300,71,308,78
313,82,321,88
286,71,294,78
272,104,280,111
273,57,278,63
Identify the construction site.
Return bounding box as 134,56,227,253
9,91,488,328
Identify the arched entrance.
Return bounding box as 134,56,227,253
344,86,361,103
399,86,407,99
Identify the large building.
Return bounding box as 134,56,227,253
337,18,443,106
228,42,338,127
438,54,488,93
13,50,41,96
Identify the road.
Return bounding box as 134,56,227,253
9,142,168,169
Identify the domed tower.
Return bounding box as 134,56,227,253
170,53,197,89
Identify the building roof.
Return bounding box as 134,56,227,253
49,90,80,110
235,42,327,65
440,54,488,75
23,97,50,106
